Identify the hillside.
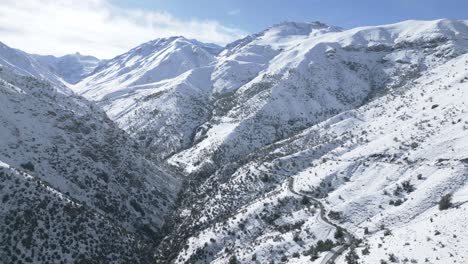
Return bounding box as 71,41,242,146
0,65,180,262
160,48,468,264
0,41,67,88
2,18,468,264
149,19,468,263
73,37,217,159
0,162,158,263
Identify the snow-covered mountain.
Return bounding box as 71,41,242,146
0,41,99,86
171,19,468,173
0,63,179,262
73,36,218,159
74,19,468,167
33,52,100,84
2,18,468,264
0,41,67,89
143,19,468,263
161,50,468,264
189,39,223,55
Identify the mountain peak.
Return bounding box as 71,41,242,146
265,20,343,36
125,36,209,57
222,20,342,57
272,20,329,29
74,34,216,100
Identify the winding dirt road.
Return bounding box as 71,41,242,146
288,178,355,264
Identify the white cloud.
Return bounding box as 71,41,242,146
228,9,241,16
0,0,248,58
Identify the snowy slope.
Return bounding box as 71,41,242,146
171,19,468,173
73,36,217,159
163,52,468,264
0,162,158,263
0,41,68,89
73,22,345,160
0,65,180,261
153,20,468,263
74,36,216,100
33,52,100,84
212,21,343,94
189,39,223,55
26,18,468,263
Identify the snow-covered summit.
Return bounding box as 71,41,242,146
0,41,68,90
264,21,342,37
325,19,468,50
221,21,342,56
33,52,100,84
73,19,468,163
188,39,223,55
74,36,216,101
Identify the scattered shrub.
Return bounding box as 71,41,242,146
389,253,397,262
362,246,370,255
301,196,310,205
316,239,335,252
402,180,415,193
384,229,392,236
20,162,35,171
345,248,360,264
438,193,453,210
334,227,344,239
228,255,238,264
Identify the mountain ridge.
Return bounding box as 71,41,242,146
0,53,180,262
1,18,468,264
32,52,100,84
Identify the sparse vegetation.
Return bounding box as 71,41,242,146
362,246,370,255
364,227,369,235
228,255,238,264
438,193,453,210
402,180,415,193
345,248,360,264
3,16,468,264
20,162,35,171
334,227,344,239
316,239,335,252
304,239,335,260
389,253,398,262
301,196,310,205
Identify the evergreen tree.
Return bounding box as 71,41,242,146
345,248,360,264
334,227,344,240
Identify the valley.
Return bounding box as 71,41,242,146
1,18,467,264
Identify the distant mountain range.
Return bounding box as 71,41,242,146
32,52,100,84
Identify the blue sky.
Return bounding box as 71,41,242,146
112,0,468,32
1,0,467,58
